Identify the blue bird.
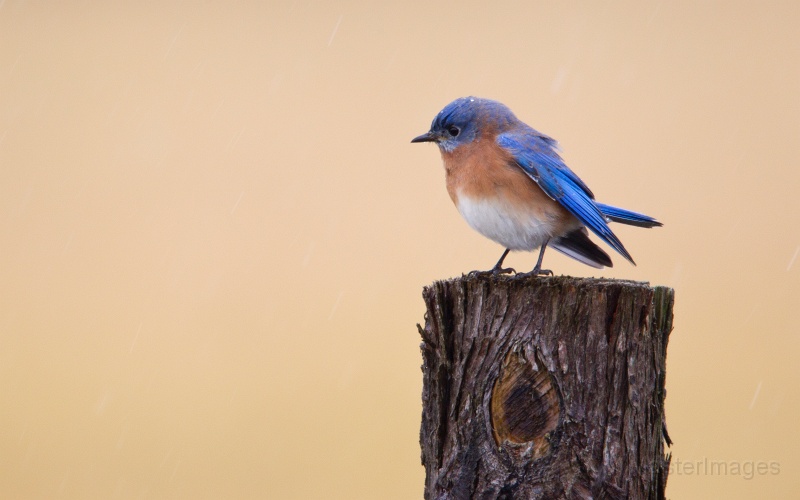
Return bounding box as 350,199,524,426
412,97,661,276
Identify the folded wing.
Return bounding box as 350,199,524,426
496,129,635,264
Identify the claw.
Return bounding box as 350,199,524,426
515,267,552,279
467,266,516,277
492,266,516,276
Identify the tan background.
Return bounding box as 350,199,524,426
1,1,798,498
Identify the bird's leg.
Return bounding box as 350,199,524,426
516,239,553,278
468,248,515,276
531,239,553,276
490,248,516,275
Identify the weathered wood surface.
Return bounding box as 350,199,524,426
419,275,674,499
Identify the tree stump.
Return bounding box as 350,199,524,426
419,275,674,499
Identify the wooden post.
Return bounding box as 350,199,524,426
419,275,674,499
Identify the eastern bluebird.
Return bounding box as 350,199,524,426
412,96,661,276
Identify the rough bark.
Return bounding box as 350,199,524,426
419,275,674,499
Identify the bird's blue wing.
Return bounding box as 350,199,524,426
496,130,634,263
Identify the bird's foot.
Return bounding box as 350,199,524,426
492,266,516,276
516,267,553,278
467,266,516,277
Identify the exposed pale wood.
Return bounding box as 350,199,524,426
419,275,674,499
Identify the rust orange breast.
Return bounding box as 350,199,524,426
440,138,570,223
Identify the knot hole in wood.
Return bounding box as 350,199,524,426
490,343,561,460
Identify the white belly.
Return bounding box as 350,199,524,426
456,195,554,251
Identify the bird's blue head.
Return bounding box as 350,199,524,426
411,97,518,152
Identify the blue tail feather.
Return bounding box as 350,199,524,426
596,203,662,228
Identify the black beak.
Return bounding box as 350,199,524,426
411,131,436,143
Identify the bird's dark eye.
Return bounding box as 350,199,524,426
447,126,460,137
